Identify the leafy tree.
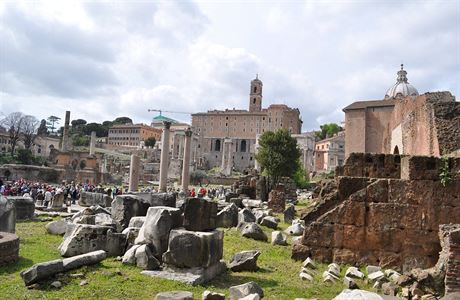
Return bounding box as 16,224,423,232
83,122,108,137
71,119,87,127
1,112,25,155
144,137,156,147
315,123,342,140
37,119,48,135
293,161,311,189
21,115,39,150
72,135,90,146
17,149,33,165
113,117,133,125
47,115,61,134
190,170,208,186
255,129,301,190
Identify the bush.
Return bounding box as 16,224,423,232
293,163,311,189
190,170,208,185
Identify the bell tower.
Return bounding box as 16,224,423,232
249,74,262,112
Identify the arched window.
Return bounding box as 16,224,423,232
393,146,400,155
253,98,256,104
215,139,221,152
253,86,257,93
240,140,247,152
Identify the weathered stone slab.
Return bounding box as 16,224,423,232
130,192,176,208
59,224,126,257
260,216,278,229
284,205,296,224
228,250,260,272
163,229,223,268
202,290,225,300
239,208,256,224
128,216,146,228
183,198,217,231
79,192,112,207
141,260,226,286
135,244,160,270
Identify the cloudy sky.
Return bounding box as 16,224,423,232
1,0,459,131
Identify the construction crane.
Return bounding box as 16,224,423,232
147,109,192,115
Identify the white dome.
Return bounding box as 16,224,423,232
385,64,419,99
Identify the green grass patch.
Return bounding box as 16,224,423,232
1,219,372,299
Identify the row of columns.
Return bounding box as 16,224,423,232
128,121,193,194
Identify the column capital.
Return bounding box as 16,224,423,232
163,121,172,129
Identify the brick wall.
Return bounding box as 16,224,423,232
445,228,460,294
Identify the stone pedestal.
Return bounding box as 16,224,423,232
181,128,192,194
0,232,19,267
129,154,140,192
183,198,217,231
9,196,35,219
49,192,65,211
159,121,172,192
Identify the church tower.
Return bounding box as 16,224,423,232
249,75,263,112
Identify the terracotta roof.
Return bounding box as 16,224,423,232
343,99,397,111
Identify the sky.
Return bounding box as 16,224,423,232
1,0,459,131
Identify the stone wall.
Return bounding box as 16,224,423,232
445,226,460,294
341,153,402,179
293,154,460,272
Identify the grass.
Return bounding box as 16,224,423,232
0,216,372,300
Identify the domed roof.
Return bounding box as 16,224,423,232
385,64,419,99
251,73,262,84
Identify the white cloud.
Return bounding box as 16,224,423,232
0,0,459,131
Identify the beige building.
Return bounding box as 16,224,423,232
343,65,459,158
108,124,162,148
292,132,316,175
192,76,302,172
314,132,345,172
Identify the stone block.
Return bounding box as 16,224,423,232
0,195,16,233
128,216,146,228
183,198,217,231
79,192,112,207
260,216,278,229
229,281,264,300
135,244,160,270
240,223,268,242
216,203,238,228
228,250,260,272
45,220,68,235
239,208,256,224
284,205,296,224
135,206,182,258
271,231,287,246
59,224,126,257
163,229,223,268
8,196,35,220
268,189,285,213
155,291,193,300
62,250,107,270
111,195,150,230
202,290,225,300
0,232,19,267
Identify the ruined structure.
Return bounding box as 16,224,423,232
292,153,460,272
192,76,302,172
344,65,460,157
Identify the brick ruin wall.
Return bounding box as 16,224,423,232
429,95,460,155
293,154,460,272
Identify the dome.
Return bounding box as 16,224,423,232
385,64,419,99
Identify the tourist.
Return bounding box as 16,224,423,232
44,189,52,207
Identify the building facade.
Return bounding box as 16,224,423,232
292,132,316,175
314,132,345,172
107,124,162,148
192,76,302,172
343,65,459,157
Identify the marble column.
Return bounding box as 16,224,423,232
89,131,96,155
128,154,140,192
222,139,233,176
159,121,171,192
181,128,192,194
178,136,184,159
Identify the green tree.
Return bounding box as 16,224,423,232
144,137,156,147
47,115,61,134
113,117,133,125
83,122,108,137
37,119,48,135
315,123,342,140
255,129,301,190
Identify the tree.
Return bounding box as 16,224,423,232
315,123,342,140
71,119,87,127
47,115,61,134
37,119,48,135
83,122,108,137
113,117,133,125
1,112,25,155
144,137,156,147
21,115,39,150
255,129,301,190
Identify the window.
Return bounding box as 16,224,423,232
253,86,257,93
253,98,256,104
240,140,247,152
215,139,221,152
